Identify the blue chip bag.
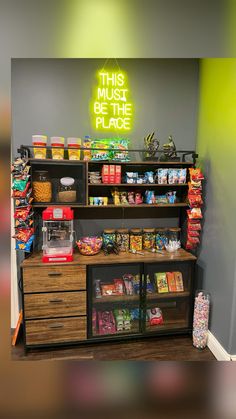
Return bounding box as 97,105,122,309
15,234,34,252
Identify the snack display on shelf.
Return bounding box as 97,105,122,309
186,168,204,250
11,157,34,253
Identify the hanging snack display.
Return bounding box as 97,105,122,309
32,170,52,202
11,157,34,253
193,290,210,349
186,168,204,251
129,229,143,252
116,229,129,252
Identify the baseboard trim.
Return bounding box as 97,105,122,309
207,331,236,361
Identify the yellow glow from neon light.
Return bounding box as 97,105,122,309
91,69,133,132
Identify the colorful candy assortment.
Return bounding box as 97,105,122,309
94,274,140,298
155,271,184,293
76,236,103,255
186,168,204,250
193,291,210,349
11,157,35,252
94,308,136,335
124,168,187,185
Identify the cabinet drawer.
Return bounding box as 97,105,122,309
25,316,87,345
23,265,86,293
24,291,86,319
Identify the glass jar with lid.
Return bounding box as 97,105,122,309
155,228,168,250
32,170,52,202
58,177,76,202
168,227,181,243
129,229,143,252
103,229,116,247
116,229,129,252
143,228,155,250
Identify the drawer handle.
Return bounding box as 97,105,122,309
48,272,62,277
49,299,64,303
48,323,64,329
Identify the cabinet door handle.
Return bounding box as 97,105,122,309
48,272,62,277
48,323,64,329
49,299,64,303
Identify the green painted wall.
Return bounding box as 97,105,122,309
197,59,236,354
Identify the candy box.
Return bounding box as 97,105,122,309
114,279,125,295
174,271,184,292
101,283,117,296
109,165,115,183
166,272,177,292
115,165,121,184
155,272,169,293
102,165,109,183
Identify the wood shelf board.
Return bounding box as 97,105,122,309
21,248,196,268
146,291,190,300
145,319,188,332
32,202,188,208
93,295,140,304
28,159,194,166
88,183,188,187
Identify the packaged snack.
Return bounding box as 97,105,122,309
50,137,65,159
112,188,120,205
114,279,125,295
135,192,143,205
115,165,121,184
147,307,163,326
156,195,168,204
178,168,187,184
166,191,177,204
187,236,200,244
11,157,28,175
113,309,125,331
94,279,102,298
188,194,203,207
188,230,200,237
67,137,81,160
145,190,155,204
130,308,140,320
83,136,92,161
122,309,131,329
174,272,184,291
15,234,34,252
109,165,115,183
155,272,169,293
132,275,140,294
120,191,128,205
189,168,204,181
101,284,117,296
12,182,31,198
157,168,168,184
188,221,201,231
13,228,34,243
14,205,32,221
128,191,135,204
112,138,130,161
98,311,116,335
168,169,178,184
123,274,134,295
15,195,33,208
166,272,177,292
145,171,154,184
32,135,47,159
146,275,155,293
186,240,198,250
187,208,203,219
15,217,33,229
12,176,30,191
137,175,145,184
188,182,202,194
91,139,110,160
125,172,138,184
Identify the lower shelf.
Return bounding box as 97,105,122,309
145,319,188,333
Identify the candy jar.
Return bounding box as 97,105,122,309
155,228,168,250
193,290,210,349
116,229,129,252
143,228,155,250
168,227,181,243
129,229,143,252
103,229,116,247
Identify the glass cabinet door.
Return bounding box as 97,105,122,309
88,263,143,339
144,262,193,334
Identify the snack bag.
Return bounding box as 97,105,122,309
188,194,203,208
188,182,202,194
187,221,201,231
12,176,30,191
114,279,125,295
112,138,130,161
13,228,34,243
91,139,110,160
168,169,178,184
178,168,187,184
14,206,33,221
174,271,184,292
155,272,169,293
145,171,154,184
157,168,168,184
12,182,31,198
15,217,34,229
146,275,155,294
83,137,92,161
187,208,203,219
166,272,177,292
135,192,143,205
166,191,177,204
15,195,33,208
156,195,168,204
147,308,163,326
112,188,120,205
15,234,34,252
189,168,204,181
145,190,155,204
101,284,117,296
132,274,140,294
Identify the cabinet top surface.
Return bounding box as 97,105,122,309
21,248,196,267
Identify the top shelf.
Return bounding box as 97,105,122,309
28,158,194,166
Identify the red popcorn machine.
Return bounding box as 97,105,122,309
42,207,74,263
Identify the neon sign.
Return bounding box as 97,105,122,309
91,70,133,131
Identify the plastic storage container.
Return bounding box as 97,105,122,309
130,229,143,252
58,177,76,203
193,290,210,349
143,228,155,250
116,229,129,252
51,137,65,159
32,135,47,159
32,170,52,202
67,137,81,160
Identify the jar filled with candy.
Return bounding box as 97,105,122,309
168,228,181,243
103,229,116,248
32,170,52,202
130,229,143,252
193,290,210,349
116,229,129,252
143,228,155,250
155,228,168,250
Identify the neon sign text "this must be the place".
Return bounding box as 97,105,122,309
91,70,133,131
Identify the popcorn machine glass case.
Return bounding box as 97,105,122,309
42,207,74,263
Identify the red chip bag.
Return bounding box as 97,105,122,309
187,208,202,219
12,182,31,198
187,230,200,237
189,168,204,181
188,221,201,230
188,194,203,208
14,205,32,221
13,228,34,243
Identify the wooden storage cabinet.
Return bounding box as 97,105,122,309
22,264,87,347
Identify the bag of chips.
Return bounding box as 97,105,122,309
15,234,35,252
187,208,203,219
12,182,31,198
157,169,168,184
189,168,204,181
168,169,178,184
13,228,34,243
14,206,33,221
